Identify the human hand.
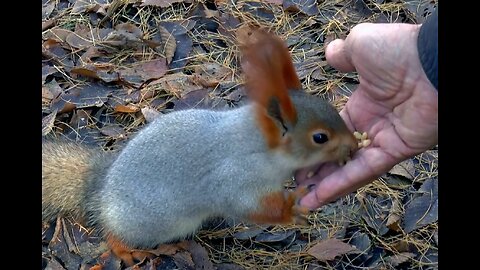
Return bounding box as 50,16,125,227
297,23,438,209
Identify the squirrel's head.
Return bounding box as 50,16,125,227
240,28,357,167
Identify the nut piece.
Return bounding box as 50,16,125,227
353,131,371,149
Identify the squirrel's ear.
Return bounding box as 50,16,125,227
240,29,301,149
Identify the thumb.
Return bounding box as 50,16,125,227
325,39,355,72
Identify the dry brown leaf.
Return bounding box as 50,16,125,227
72,0,108,14
307,238,356,262
193,62,232,88
389,159,416,179
148,73,200,98
141,107,160,123
43,28,73,43
102,23,144,48
42,19,55,31
114,104,140,113
265,0,283,4
71,64,118,83
80,47,107,63
184,241,214,270
386,197,403,232
42,0,56,20
385,252,416,266
43,86,54,102
42,109,58,136
43,79,63,102
158,21,193,69
42,65,58,84
283,0,320,16
158,25,177,64
51,84,112,113
100,126,126,138
66,27,113,49
118,58,168,88
173,251,195,268
141,0,184,7
149,243,182,256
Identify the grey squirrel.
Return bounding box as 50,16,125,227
42,29,358,266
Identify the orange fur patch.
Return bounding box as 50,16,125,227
241,29,301,149
247,191,296,224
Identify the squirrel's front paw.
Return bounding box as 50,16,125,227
287,185,311,225
247,186,311,225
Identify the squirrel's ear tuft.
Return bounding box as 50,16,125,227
240,28,301,149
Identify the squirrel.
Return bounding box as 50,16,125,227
42,29,358,266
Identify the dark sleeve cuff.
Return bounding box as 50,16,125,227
417,8,438,90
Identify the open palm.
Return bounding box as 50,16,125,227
297,23,438,209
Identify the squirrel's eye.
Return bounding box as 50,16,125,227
312,133,329,144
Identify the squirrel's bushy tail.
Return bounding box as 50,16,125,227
42,139,114,222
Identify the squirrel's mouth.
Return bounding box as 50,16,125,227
294,144,356,186
294,161,339,186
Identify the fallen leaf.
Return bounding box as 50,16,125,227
66,26,113,49
383,175,412,190
80,47,107,63
141,0,184,8
44,257,66,270
404,0,437,23
362,195,390,236
173,89,227,110
157,25,177,64
172,251,195,269
148,73,201,98
42,65,58,84
102,23,144,49
48,219,83,270
118,58,168,88
224,87,246,104
69,110,91,131
255,230,295,243
386,197,403,232
99,125,126,138
42,40,75,69
149,243,182,256
43,79,63,100
193,62,233,88
241,2,275,21
392,240,411,253
114,104,140,113
71,64,119,83
233,227,264,240
217,13,241,38
42,109,58,136
403,178,438,233
159,21,193,69
42,19,56,31
307,238,356,262
43,28,73,43
42,0,56,20
265,0,283,4
185,241,214,270
141,107,160,123
389,159,416,180
72,0,109,14
215,263,245,270
349,232,371,254
385,252,416,267
283,0,320,16
51,84,113,113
